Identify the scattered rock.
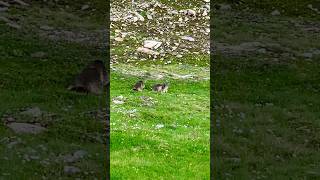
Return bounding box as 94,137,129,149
302,52,313,58
137,47,160,55
182,9,196,17
181,36,195,42
218,4,232,11
112,96,126,105
0,7,8,12
2,116,16,123
31,52,47,58
114,37,124,42
307,4,320,13
155,124,164,129
146,14,152,20
0,1,10,7
7,122,47,134
6,140,21,148
40,25,54,31
61,150,88,163
6,22,21,29
81,4,90,11
271,10,280,16
133,11,144,21
64,166,81,175
143,40,162,49
13,0,29,6
73,150,87,159
20,107,42,117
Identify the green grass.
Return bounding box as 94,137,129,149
0,21,107,179
215,0,320,17
214,56,320,179
110,67,210,179
213,4,320,179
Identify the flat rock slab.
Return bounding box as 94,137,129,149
20,107,42,117
7,123,47,134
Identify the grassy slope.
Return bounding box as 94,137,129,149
110,0,210,178
0,2,107,179
215,0,320,17
213,3,320,179
111,70,210,179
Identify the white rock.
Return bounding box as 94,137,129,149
155,124,164,129
181,36,195,42
147,14,153,20
143,40,162,49
183,9,196,16
114,37,124,42
202,10,208,16
134,12,144,21
133,16,138,22
137,47,159,55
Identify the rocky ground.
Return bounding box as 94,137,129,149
110,0,210,65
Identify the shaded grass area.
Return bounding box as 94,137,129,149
110,71,210,179
213,55,320,179
0,24,107,179
215,0,320,18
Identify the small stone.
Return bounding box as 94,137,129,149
40,25,54,31
81,4,90,10
271,10,280,16
146,14,152,20
6,22,21,29
73,150,87,159
21,107,42,117
0,1,10,7
219,4,232,11
31,52,47,58
0,16,10,23
64,166,81,174
155,124,164,129
133,12,144,21
7,123,47,134
257,48,267,54
302,53,313,58
183,9,196,16
6,141,20,148
181,36,195,42
0,7,8,12
143,40,162,49
13,0,29,6
114,37,124,42
137,47,159,55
